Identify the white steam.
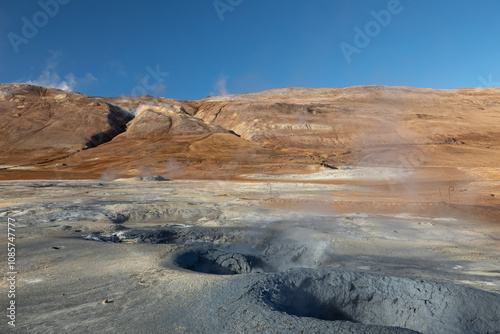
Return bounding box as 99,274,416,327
211,74,229,96
23,51,97,92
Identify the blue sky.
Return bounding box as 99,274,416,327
1,0,499,100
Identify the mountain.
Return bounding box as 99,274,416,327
1,83,499,180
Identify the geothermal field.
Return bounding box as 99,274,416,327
1,83,500,333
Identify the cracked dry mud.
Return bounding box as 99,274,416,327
1,178,499,333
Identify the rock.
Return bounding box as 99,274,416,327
104,213,129,224
54,93,67,100
320,162,338,169
443,137,466,145
142,175,170,181
87,229,176,244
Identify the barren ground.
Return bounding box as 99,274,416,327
1,166,499,333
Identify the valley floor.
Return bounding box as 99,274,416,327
1,166,499,333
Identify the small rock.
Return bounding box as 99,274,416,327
104,224,128,232
99,213,129,224
443,137,466,145
54,93,67,100
320,162,338,170
142,175,171,182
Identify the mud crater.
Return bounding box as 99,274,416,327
260,269,500,333
83,226,243,245
84,224,331,275
175,248,268,275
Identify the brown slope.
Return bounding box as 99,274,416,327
60,101,319,179
0,85,319,180
194,86,500,168
0,84,132,166
1,84,500,180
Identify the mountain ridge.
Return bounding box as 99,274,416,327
1,83,499,180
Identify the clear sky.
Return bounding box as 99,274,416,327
1,0,499,100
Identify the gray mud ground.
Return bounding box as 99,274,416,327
1,179,499,333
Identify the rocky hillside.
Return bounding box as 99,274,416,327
1,83,499,180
